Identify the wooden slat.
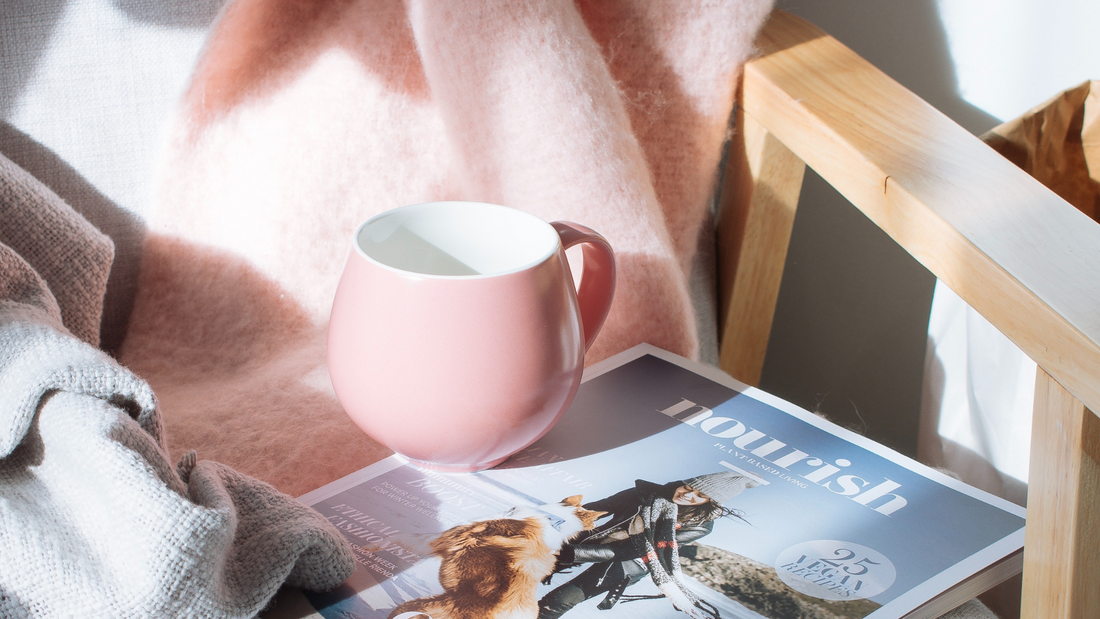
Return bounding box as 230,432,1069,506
716,105,805,386
741,10,1100,418
1021,369,1100,618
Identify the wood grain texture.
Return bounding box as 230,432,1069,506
729,11,1100,616
716,105,804,386
740,10,1100,418
1022,369,1100,619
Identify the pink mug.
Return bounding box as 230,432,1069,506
327,201,615,472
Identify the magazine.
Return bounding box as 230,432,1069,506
263,344,1025,619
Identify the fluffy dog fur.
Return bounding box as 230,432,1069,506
389,496,604,619
118,0,775,496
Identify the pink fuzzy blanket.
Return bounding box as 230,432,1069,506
118,0,773,497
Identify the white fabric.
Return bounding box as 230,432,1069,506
918,0,1100,510
0,0,214,353
1,0,213,217
918,281,1032,507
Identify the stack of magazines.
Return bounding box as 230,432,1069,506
265,344,1025,619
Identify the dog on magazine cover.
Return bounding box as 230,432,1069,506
388,496,605,619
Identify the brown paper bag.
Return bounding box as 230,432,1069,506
981,80,1100,221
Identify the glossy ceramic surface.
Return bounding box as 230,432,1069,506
328,202,615,471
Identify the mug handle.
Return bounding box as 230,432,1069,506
551,221,616,352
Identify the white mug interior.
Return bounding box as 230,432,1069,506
356,202,560,277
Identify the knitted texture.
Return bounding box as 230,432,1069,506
0,157,355,617
684,471,759,507
0,153,112,346
942,600,1000,619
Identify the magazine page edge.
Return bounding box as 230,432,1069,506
582,342,661,382
297,455,407,504
865,527,1025,619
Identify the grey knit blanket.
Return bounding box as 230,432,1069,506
0,153,354,618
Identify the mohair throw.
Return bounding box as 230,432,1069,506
0,152,354,618
117,0,777,497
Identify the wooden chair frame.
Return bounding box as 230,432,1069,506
717,11,1100,618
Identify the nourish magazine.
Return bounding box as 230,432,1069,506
268,344,1025,619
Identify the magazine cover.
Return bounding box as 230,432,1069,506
267,344,1025,619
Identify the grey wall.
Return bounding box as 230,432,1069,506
757,1,1001,457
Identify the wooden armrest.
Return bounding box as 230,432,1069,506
737,9,1100,415
722,10,1100,618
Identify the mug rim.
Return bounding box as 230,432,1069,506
352,201,561,280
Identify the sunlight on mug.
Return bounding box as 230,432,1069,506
327,201,616,472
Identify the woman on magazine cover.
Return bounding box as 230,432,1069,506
537,470,758,619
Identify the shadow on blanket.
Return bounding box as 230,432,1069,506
117,233,710,498
119,233,392,497
0,121,146,356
